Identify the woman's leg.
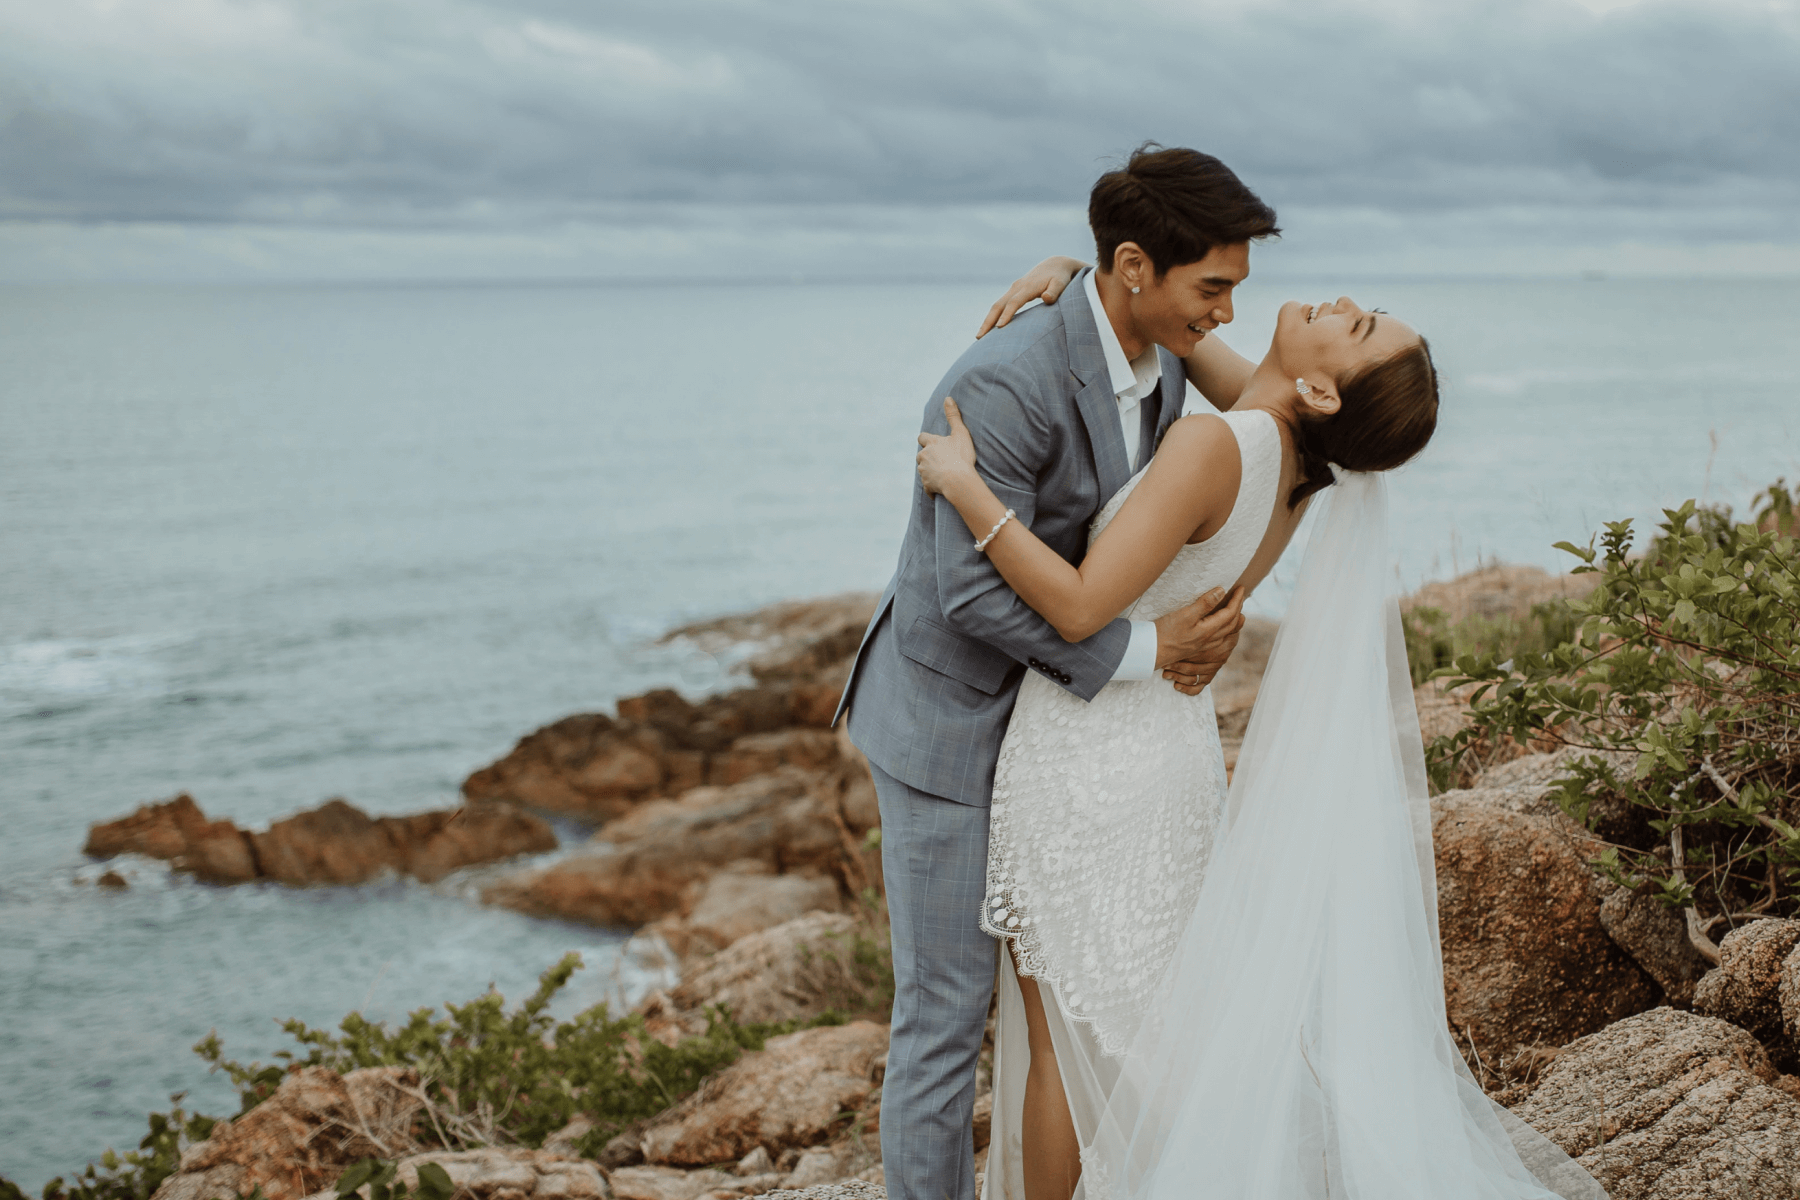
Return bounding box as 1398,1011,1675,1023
1009,943,1081,1200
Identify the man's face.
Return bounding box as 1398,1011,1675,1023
1133,242,1250,356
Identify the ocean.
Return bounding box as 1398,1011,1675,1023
2,276,1795,1185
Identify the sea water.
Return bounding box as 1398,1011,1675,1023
2,277,1795,1184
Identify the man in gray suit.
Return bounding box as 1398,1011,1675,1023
834,146,1280,1200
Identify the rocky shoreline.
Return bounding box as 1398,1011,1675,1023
72,569,1800,1200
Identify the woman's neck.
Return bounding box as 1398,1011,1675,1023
1231,362,1307,503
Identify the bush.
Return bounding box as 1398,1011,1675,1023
196,951,846,1156
9,948,864,1197
0,1100,214,1200
1430,485,1800,949
1402,600,1582,688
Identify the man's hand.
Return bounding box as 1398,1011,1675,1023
1154,586,1246,697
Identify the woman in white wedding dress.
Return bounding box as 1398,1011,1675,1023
917,270,1606,1200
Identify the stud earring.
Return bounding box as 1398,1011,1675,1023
1130,286,1140,294
1295,378,1313,399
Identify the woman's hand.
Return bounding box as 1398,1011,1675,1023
916,397,979,497
976,256,1090,338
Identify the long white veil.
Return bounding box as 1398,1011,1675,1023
1081,474,1607,1200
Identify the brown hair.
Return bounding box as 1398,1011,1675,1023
1289,338,1439,508
1089,143,1280,277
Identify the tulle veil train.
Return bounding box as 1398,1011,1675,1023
1075,473,1607,1200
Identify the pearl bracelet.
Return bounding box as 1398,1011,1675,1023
974,509,1016,552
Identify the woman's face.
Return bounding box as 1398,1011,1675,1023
1274,296,1419,387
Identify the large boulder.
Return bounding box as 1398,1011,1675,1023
646,869,844,962
1693,918,1800,1071
640,912,874,1039
1783,946,1800,1052
462,592,877,825
251,799,556,887
604,1167,735,1200
1433,794,1659,1066
659,593,879,686
151,1066,422,1200
314,1149,610,1200
1404,562,1598,626
84,794,259,884
636,1022,889,1167
483,768,845,927
1599,885,1712,1008
86,795,553,887
1511,1008,1800,1199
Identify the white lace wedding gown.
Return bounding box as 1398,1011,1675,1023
980,408,1282,1200
983,444,1608,1199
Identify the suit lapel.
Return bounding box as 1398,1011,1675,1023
1063,271,1133,502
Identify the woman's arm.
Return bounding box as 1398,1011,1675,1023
1184,335,1257,413
918,399,1242,642
976,256,1089,338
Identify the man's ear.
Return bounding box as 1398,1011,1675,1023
1112,242,1149,290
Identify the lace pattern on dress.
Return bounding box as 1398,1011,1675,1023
981,410,1282,1058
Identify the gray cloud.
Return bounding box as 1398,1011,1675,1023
0,0,1794,282
2,0,1796,222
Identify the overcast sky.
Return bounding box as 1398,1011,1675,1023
1,0,1795,280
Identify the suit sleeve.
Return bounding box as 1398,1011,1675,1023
928,363,1132,702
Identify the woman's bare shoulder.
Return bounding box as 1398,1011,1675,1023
1153,411,1244,479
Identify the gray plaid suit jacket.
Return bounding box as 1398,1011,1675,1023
837,272,1187,806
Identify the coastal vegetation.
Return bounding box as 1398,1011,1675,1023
1429,481,1800,953
21,493,1800,1199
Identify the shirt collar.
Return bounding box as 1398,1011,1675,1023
1083,268,1162,404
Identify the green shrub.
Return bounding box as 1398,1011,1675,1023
1402,601,1583,688
334,1160,453,1200
0,1099,214,1200
1430,488,1800,940
14,940,883,1197
195,951,846,1154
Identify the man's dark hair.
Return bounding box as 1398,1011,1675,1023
1089,143,1279,276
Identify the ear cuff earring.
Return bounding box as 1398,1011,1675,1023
1295,378,1313,398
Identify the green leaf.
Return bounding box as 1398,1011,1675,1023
337,1161,378,1197
413,1163,455,1200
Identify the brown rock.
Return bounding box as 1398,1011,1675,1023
639,1022,890,1166
792,659,855,729
971,1091,992,1152
326,1149,609,1200
646,912,873,1038
1433,794,1659,1066
1783,944,1800,1050
716,730,841,786
652,871,845,961
1511,1008,1800,1199
96,870,128,889
1600,886,1712,1007
395,804,560,884
249,799,555,887
1693,918,1800,1070
1404,562,1599,626
179,824,261,884
660,593,879,685
607,1167,735,1200
462,713,674,822
87,794,552,889
153,1066,422,1200
484,768,842,926
85,794,245,864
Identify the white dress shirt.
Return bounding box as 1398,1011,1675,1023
1082,270,1163,682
